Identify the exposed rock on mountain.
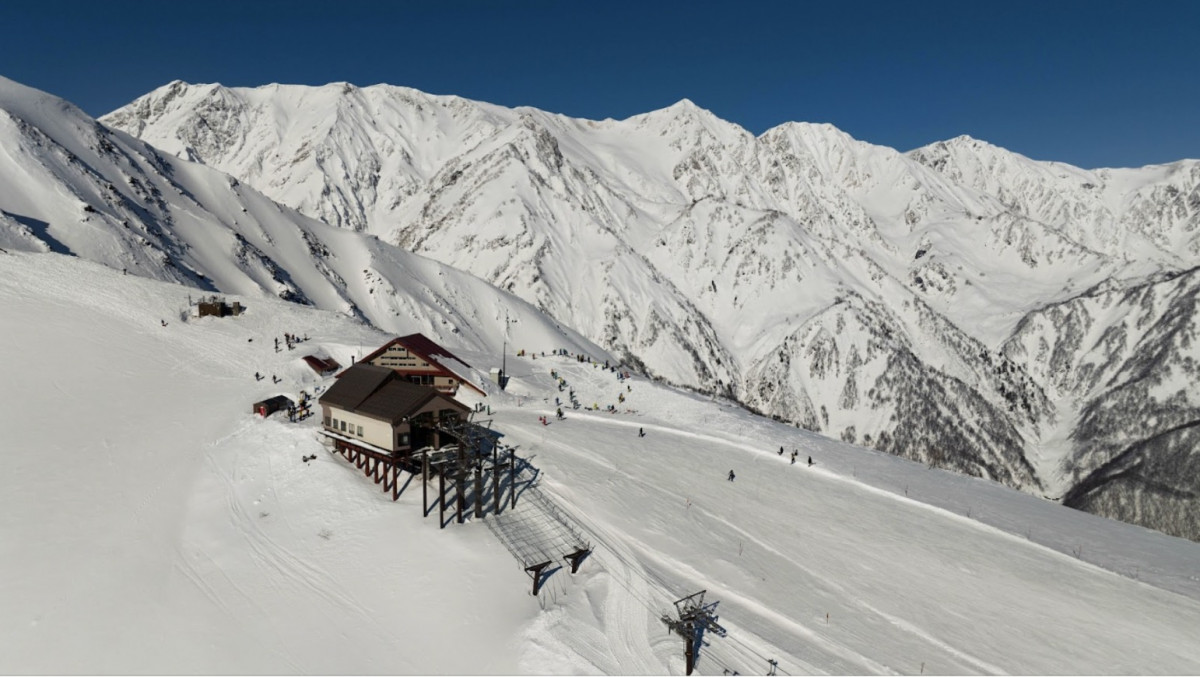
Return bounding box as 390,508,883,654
89,80,1200,539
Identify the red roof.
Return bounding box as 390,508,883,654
302,355,341,374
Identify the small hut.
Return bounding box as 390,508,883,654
197,296,244,318
253,395,294,418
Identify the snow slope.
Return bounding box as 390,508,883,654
0,74,605,378
3,250,1199,674
102,81,1200,541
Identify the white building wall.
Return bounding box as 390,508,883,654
322,405,397,450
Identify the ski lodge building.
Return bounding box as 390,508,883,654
356,333,484,397
318,363,469,458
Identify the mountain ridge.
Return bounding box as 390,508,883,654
12,76,1194,540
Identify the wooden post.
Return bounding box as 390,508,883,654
422,451,429,517
493,441,501,516
456,444,466,524
525,561,552,596
474,466,484,519
439,470,446,529
564,547,591,574
510,447,517,510
456,470,465,525
493,462,502,516
391,466,401,500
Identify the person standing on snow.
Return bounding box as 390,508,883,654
727,470,736,482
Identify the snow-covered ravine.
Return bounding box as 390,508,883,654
3,251,1200,674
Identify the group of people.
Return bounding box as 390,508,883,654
276,332,309,353
778,446,813,466
728,449,815,481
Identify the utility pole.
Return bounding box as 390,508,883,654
661,590,726,676
500,310,514,390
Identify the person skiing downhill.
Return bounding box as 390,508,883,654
727,470,736,482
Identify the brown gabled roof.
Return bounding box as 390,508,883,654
355,381,440,424
319,363,393,411
359,333,472,369
356,333,485,396
319,363,467,424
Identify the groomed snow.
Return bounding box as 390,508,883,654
3,251,1200,674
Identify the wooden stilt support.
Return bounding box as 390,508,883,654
392,466,401,501
456,471,465,524
493,442,501,515
422,451,429,517
493,463,502,516
510,447,517,510
439,470,446,529
525,561,553,596
456,446,466,524
474,467,484,519
564,547,591,574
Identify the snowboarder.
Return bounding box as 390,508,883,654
791,455,796,465
638,427,645,437
807,456,813,467
727,470,736,482
160,319,167,327
779,446,784,456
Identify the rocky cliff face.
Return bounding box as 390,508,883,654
102,81,1200,540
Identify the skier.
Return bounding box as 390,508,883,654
639,427,645,438
779,446,784,456
807,456,813,467
727,469,736,482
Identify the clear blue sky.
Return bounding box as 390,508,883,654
4,0,1198,168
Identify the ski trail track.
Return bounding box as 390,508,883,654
507,398,1087,674
507,438,666,673
516,419,887,675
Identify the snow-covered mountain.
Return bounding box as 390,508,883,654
0,76,604,372
4,249,1200,674
100,80,1200,540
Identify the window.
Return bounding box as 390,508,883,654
397,433,410,447
324,414,331,427
357,425,363,437
340,420,347,432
